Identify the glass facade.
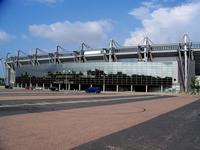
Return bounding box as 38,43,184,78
16,61,177,88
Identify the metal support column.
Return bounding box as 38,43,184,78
59,84,61,91
161,85,163,93
79,84,81,91
184,35,188,93
109,39,114,62
146,85,148,93
68,84,71,91
103,84,105,92
131,85,133,92
43,83,45,90
116,84,119,92
144,47,147,62
138,37,153,62
65,83,68,90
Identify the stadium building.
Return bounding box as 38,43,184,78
4,35,200,92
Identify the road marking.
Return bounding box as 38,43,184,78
0,95,159,108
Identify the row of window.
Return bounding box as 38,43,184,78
16,76,172,86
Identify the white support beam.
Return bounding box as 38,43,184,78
184,34,188,93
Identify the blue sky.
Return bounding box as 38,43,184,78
0,0,199,77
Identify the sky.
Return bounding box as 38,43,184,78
0,0,200,77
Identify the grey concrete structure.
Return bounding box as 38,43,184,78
4,35,200,92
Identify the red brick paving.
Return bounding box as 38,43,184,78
0,94,199,150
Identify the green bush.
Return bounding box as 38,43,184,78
191,76,200,94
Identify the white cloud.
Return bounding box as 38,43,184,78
21,34,28,40
129,7,151,20
129,1,161,20
29,20,112,45
125,1,200,46
0,31,14,44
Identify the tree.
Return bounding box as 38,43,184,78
191,76,200,94
196,81,200,94
191,76,196,94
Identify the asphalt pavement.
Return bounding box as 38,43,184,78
73,99,200,150
0,90,82,97
0,95,171,117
